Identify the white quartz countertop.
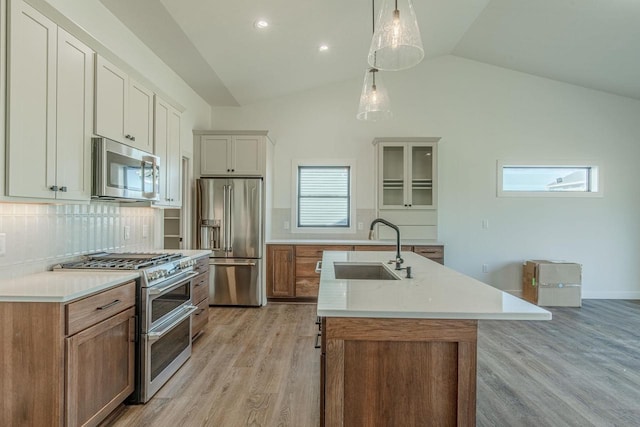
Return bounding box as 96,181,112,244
0,250,212,303
317,251,551,321
0,271,139,303
267,239,443,246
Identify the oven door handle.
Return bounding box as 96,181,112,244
211,261,257,267
148,305,198,342
148,271,199,296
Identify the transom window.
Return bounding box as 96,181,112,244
297,166,350,228
497,161,601,197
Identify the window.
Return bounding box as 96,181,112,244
296,165,351,228
497,161,601,197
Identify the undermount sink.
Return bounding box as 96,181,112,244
333,262,400,280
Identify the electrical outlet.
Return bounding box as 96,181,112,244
482,219,489,229
124,225,131,240
482,264,489,273
283,221,290,230
142,224,149,239
357,222,363,230
0,233,6,256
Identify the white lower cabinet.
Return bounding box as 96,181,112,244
154,95,182,207
6,0,93,201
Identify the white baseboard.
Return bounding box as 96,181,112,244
504,289,640,300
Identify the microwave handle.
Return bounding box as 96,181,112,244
142,156,158,198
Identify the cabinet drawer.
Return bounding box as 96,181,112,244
296,278,320,298
354,245,412,251
193,272,209,304
413,246,444,259
295,245,353,258
66,281,136,336
296,257,322,277
192,298,209,339
194,257,209,274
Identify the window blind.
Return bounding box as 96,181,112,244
298,166,350,227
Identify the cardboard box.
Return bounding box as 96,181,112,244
522,260,582,307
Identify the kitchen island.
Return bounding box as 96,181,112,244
317,251,551,427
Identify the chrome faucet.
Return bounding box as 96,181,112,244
368,218,404,270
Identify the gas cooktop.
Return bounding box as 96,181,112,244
57,252,184,270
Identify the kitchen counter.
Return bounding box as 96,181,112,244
0,271,139,303
267,239,442,245
317,250,551,320
318,251,550,425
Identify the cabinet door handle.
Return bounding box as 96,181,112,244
49,185,58,192
131,136,136,141
231,169,235,172
59,186,67,192
125,134,132,140
97,299,121,310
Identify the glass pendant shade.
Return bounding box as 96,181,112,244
357,68,392,121
368,0,424,71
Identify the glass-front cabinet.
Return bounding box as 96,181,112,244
377,139,438,210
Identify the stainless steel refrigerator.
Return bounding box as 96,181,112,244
196,178,263,306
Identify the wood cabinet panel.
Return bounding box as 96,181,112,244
295,257,322,278
353,245,413,251
0,302,65,426
295,245,353,257
66,281,135,336
192,298,209,339
65,307,135,427
267,245,295,297
296,278,320,298
193,272,209,305
194,256,209,274
322,317,477,426
413,245,445,265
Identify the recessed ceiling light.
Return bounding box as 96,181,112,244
319,44,329,52
254,20,269,29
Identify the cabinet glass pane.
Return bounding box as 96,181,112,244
382,146,405,206
411,145,433,206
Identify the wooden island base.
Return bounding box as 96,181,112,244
321,317,478,427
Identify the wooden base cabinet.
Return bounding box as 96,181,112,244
66,307,135,427
0,280,136,427
267,243,445,302
266,245,295,298
191,256,210,340
321,317,477,427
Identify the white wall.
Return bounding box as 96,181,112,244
211,55,640,298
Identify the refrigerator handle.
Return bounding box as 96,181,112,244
228,185,233,253
222,185,228,252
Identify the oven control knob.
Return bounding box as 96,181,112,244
148,272,157,280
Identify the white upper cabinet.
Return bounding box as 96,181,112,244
200,134,264,176
6,0,93,201
95,55,153,153
376,139,438,210
154,95,181,207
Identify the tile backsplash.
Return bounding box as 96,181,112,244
0,202,162,279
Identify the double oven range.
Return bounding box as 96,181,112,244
56,252,199,403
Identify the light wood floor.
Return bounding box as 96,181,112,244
106,300,640,427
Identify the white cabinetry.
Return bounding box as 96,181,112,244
95,55,153,153
374,138,440,239
154,95,181,207
199,133,265,176
6,0,93,201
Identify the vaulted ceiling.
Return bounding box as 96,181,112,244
100,0,640,107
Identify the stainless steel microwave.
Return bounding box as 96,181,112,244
92,137,160,202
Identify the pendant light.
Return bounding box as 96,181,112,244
357,0,392,121
357,68,391,121
368,0,424,71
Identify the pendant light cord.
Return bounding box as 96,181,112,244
372,0,377,68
